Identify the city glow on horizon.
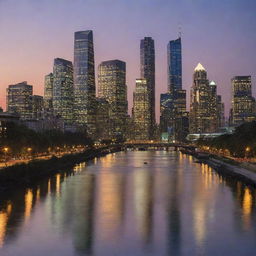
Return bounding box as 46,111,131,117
0,0,255,120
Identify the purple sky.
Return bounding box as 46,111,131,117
0,0,255,121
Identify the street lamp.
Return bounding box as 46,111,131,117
3,147,9,166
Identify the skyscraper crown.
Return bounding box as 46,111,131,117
194,63,205,72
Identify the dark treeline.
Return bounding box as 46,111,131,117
0,122,93,156
198,121,256,158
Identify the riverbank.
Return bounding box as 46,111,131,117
180,149,256,186
0,145,122,191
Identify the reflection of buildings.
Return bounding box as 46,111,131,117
96,172,125,240
134,170,153,243
166,153,182,255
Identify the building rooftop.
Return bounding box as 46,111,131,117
194,63,205,72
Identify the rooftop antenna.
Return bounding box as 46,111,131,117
178,23,182,38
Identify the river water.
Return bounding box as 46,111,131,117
0,151,256,256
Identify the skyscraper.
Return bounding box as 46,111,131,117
52,58,74,124
74,30,96,136
133,79,151,140
31,95,44,120
190,63,218,134
44,73,54,117
160,37,188,142
95,98,111,140
208,81,218,132
98,60,128,139
217,95,225,128
167,37,182,93
140,37,155,138
7,81,33,120
231,76,256,125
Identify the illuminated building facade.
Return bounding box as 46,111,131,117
95,98,111,140
132,79,151,140
7,81,33,120
74,30,96,136
208,81,218,132
168,37,182,93
140,37,155,138
190,63,218,133
98,60,128,139
217,95,225,128
160,91,188,142
160,37,188,142
31,95,44,120
231,76,256,125
44,73,54,117
52,58,74,124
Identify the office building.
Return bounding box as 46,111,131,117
140,37,155,137
44,73,54,117
190,63,218,133
74,30,96,136
231,76,256,125
6,81,33,120
167,37,182,93
98,60,128,139
52,58,74,124
132,79,151,140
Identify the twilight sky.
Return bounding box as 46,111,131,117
0,0,255,121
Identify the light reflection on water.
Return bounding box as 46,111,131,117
0,151,256,256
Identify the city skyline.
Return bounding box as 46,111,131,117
0,0,255,121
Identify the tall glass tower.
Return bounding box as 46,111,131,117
98,60,128,139
44,73,54,118
140,37,155,138
167,37,182,94
74,30,96,136
53,58,74,124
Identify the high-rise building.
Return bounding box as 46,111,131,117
74,30,96,136
190,63,218,134
140,37,155,137
160,37,188,142
132,79,151,140
52,58,74,124
160,91,188,142
231,76,256,125
44,73,54,118
167,37,182,93
208,81,218,132
95,98,111,140
31,95,44,120
98,60,128,139
217,95,225,128
7,81,33,120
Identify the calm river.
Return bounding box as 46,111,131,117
0,151,256,255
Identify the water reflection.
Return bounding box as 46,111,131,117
0,152,255,255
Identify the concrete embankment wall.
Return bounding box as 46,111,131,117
204,157,256,186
